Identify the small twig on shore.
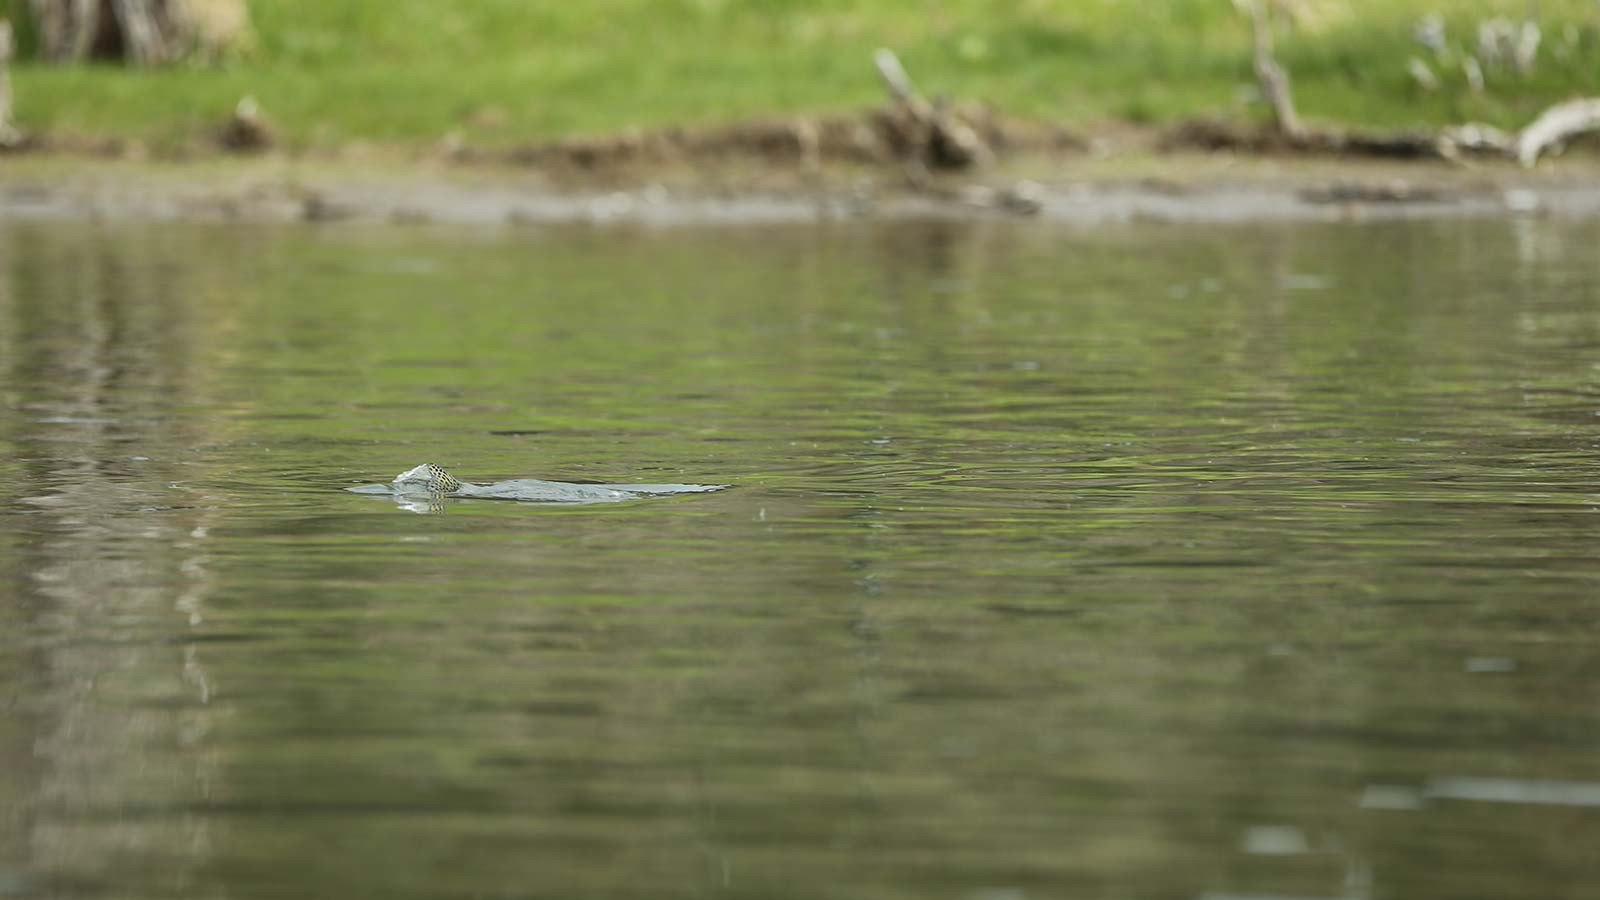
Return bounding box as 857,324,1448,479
791,117,821,171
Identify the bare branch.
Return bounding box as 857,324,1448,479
871,47,990,170
873,49,931,119
1240,0,1304,138
1515,98,1600,167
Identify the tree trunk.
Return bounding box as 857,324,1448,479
27,0,248,64
0,20,20,147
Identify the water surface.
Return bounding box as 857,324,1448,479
2,218,1599,899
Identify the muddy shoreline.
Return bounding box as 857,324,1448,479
2,152,1599,226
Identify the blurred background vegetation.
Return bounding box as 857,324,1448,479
0,0,1597,151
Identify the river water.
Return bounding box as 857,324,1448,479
1,218,1598,899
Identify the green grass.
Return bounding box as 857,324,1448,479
3,0,1599,149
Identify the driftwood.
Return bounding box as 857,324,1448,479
1233,4,1600,168
1436,122,1514,158
27,0,248,64
1514,99,1600,167
0,21,20,148
873,48,928,121
1240,0,1303,138
872,48,991,170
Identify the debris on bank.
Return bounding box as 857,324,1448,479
1202,2,1600,167
217,96,273,152
870,48,991,171
471,50,1075,175
524,106,1060,170
461,49,1066,215
1,5,1597,181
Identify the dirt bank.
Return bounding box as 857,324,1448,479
2,151,1599,227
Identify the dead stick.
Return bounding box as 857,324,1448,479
1515,98,1600,168
872,47,990,169
1241,0,1304,139
873,48,933,122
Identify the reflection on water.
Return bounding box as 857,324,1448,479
1,219,1599,899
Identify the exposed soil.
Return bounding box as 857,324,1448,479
1,108,1599,227
10,102,1081,169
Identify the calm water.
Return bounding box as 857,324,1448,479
2,218,1599,899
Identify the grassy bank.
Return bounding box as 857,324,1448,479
3,0,1599,151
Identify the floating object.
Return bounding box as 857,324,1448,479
349,463,728,508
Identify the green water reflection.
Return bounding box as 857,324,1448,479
1,218,1599,899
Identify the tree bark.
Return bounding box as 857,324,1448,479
0,21,20,147
27,0,248,64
